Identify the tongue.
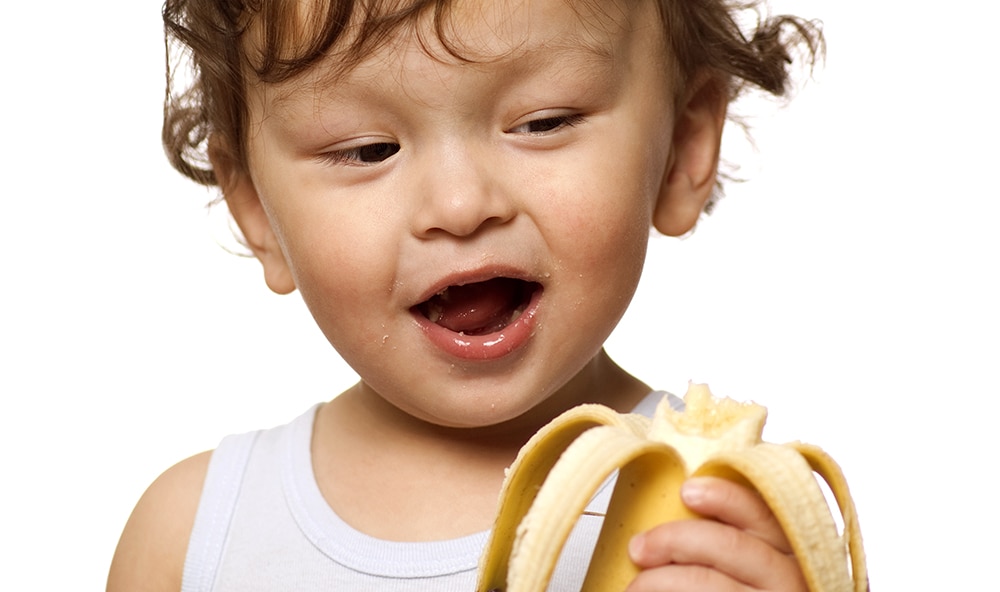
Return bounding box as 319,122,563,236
427,278,527,335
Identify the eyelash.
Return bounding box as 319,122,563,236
319,142,401,166
509,113,586,135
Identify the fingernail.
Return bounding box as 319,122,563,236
628,533,645,560
680,479,707,505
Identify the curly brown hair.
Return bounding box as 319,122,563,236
162,0,821,193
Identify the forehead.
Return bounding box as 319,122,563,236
247,0,657,102
426,0,636,57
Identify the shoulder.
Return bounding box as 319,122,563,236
106,450,212,592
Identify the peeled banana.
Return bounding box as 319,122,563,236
476,383,867,592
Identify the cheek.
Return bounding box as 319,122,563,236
543,152,656,268
537,158,654,327
274,203,399,344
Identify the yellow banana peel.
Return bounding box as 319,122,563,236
477,383,867,592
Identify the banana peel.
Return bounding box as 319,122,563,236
477,383,867,591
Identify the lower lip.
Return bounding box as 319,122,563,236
412,289,542,361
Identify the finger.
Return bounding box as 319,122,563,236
625,564,743,592
681,476,792,553
628,519,806,591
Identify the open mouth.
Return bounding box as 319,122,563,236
413,277,542,336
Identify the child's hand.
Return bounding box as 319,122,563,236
626,476,807,592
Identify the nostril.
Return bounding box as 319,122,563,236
418,208,515,239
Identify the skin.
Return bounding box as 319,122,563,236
107,0,806,590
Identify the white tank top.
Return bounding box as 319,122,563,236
181,391,676,591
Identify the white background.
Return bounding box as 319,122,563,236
2,1,997,589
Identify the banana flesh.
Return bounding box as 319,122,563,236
476,383,867,592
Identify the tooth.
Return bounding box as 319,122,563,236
428,303,442,323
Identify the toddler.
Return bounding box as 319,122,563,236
109,0,821,589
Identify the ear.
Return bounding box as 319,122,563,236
652,74,728,236
209,141,297,295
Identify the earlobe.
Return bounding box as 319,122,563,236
209,141,297,295
652,74,728,237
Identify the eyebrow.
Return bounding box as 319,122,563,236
504,34,617,77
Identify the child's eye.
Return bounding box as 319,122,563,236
507,113,585,135
321,141,401,166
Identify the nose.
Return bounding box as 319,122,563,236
410,139,515,238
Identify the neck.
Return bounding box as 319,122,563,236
310,349,650,540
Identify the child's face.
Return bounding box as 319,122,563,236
229,0,696,427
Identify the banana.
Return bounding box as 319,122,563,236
476,383,867,592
